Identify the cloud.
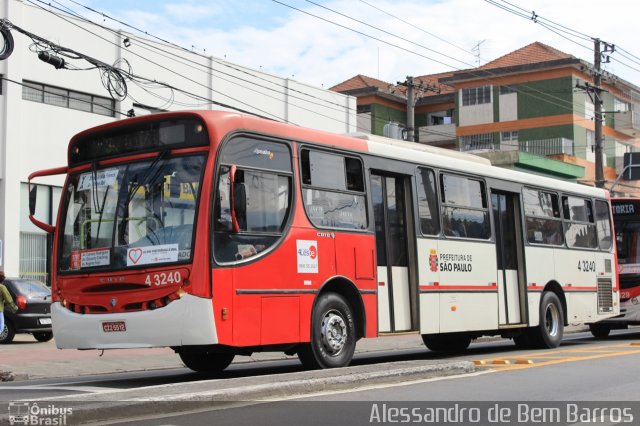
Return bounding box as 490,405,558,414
97,0,640,89
163,3,223,22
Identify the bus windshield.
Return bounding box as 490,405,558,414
616,220,640,277
59,154,206,272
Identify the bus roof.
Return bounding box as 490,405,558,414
72,110,609,200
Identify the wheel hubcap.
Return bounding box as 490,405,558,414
0,326,7,340
321,311,347,355
545,303,560,337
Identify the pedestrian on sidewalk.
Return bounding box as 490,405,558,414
0,271,19,335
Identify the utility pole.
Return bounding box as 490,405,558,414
406,76,415,142
576,39,614,188
593,39,605,189
397,76,439,142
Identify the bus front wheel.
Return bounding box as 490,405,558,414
179,350,235,373
298,293,356,369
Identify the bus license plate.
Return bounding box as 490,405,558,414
102,321,126,332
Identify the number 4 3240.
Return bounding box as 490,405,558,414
145,271,182,286
577,260,595,272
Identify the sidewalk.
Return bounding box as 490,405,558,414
0,333,426,381
0,326,589,382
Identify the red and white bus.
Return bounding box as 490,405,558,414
29,111,619,371
589,198,640,337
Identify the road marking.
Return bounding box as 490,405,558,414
473,342,640,371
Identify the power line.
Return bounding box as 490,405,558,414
23,0,375,130
303,0,477,69
357,0,478,62
484,0,640,76
46,0,593,128
58,0,359,114
273,0,588,117
17,1,287,121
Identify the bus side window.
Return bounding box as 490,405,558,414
213,137,293,263
416,167,440,235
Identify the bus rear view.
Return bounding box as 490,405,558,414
589,198,640,337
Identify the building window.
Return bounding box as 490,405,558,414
460,133,494,151
462,86,491,106
499,85,518,95
21,80,115,117
501,131,518,141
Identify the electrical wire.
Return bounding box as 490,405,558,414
8,0,636,148
27,0,364,126
43,0,593,128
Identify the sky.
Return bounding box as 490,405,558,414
59,0,640,89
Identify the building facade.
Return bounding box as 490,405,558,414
332,42,640,189
0,2,356,281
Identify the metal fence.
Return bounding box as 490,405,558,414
19,232,49,284
519,138,574,156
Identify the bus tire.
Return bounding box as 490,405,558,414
179,350,235,372
298,293,356,369
589,323,611,338
422,334,471,353
530,291,564,349
0,321,15,344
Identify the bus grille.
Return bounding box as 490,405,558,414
597,279,613,314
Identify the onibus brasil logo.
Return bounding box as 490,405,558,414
8,402,73,425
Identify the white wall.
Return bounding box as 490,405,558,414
499,92,518,122
0,2,356,275
458,100,494,127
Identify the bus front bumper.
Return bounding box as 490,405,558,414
51,294,218,349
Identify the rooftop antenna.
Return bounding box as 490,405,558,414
472,40,486,66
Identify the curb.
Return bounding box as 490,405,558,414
26,360,476,425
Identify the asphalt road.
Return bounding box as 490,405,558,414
2,329,639,426
105,330,640,426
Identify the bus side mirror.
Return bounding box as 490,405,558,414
229,165,247,233
29,185,37,216
28,165,67,234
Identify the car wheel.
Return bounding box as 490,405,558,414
0,321,15,344
33,332,54,342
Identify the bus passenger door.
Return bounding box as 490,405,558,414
491,190,526,325
371,173,415,333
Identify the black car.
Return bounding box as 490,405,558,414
1,278,53,344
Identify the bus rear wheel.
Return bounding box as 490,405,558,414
179,350,235,373
298,293,356,369
529,291,564,349
422,333,471,353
